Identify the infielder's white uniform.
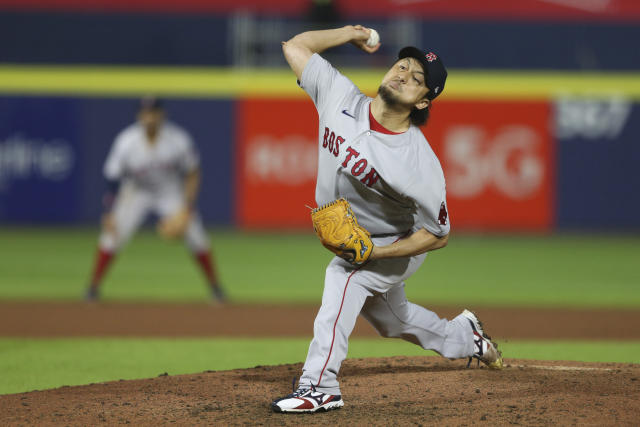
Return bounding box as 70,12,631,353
99,121,209,253
298,54,475,395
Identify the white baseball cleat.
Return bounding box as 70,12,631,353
461,309,504,370
271,385,344,413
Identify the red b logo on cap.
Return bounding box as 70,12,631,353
426,52,437,62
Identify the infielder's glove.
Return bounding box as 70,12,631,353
310,198,374,265
157,208,191,239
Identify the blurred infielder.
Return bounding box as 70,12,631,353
85,97,226,303
271,26,502,413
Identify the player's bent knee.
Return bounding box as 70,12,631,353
98,234,120,253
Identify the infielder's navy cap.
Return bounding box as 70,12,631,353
139,96,164,110
398,47,447,100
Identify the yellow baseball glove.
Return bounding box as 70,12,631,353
157,208,191,239
311,198,374,265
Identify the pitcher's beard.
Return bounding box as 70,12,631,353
378,85,401,107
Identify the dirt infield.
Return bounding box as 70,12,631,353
1,302,639,425
1,301,640,339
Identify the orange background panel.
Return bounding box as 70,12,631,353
235,98,319,228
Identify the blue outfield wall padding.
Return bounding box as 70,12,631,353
0,96,234,225
555,99,640,229
1,12,640,70
0,97,83,222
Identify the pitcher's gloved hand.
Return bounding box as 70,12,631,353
311,198,374,265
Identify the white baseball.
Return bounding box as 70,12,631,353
366,29,380,47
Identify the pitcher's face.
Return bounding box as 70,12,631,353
378,57,430,111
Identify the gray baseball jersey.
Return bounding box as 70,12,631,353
104,121,199,194
302,53,450,238
296,54,473,395
99,121,209,253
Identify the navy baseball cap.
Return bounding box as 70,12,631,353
139,96,164,111
398,47,447,100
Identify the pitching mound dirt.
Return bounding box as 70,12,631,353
2,356,639,426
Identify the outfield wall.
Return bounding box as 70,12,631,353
0,68,638,231
0,96,234,224
234,93,640,231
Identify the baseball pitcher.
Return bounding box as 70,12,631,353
271,25,503,414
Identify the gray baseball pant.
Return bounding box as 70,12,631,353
299,246,474,395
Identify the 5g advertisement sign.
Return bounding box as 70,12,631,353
425,100,554,231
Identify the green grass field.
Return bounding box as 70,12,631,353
1,338,639,396
1,227,639,307
1,227,639,395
